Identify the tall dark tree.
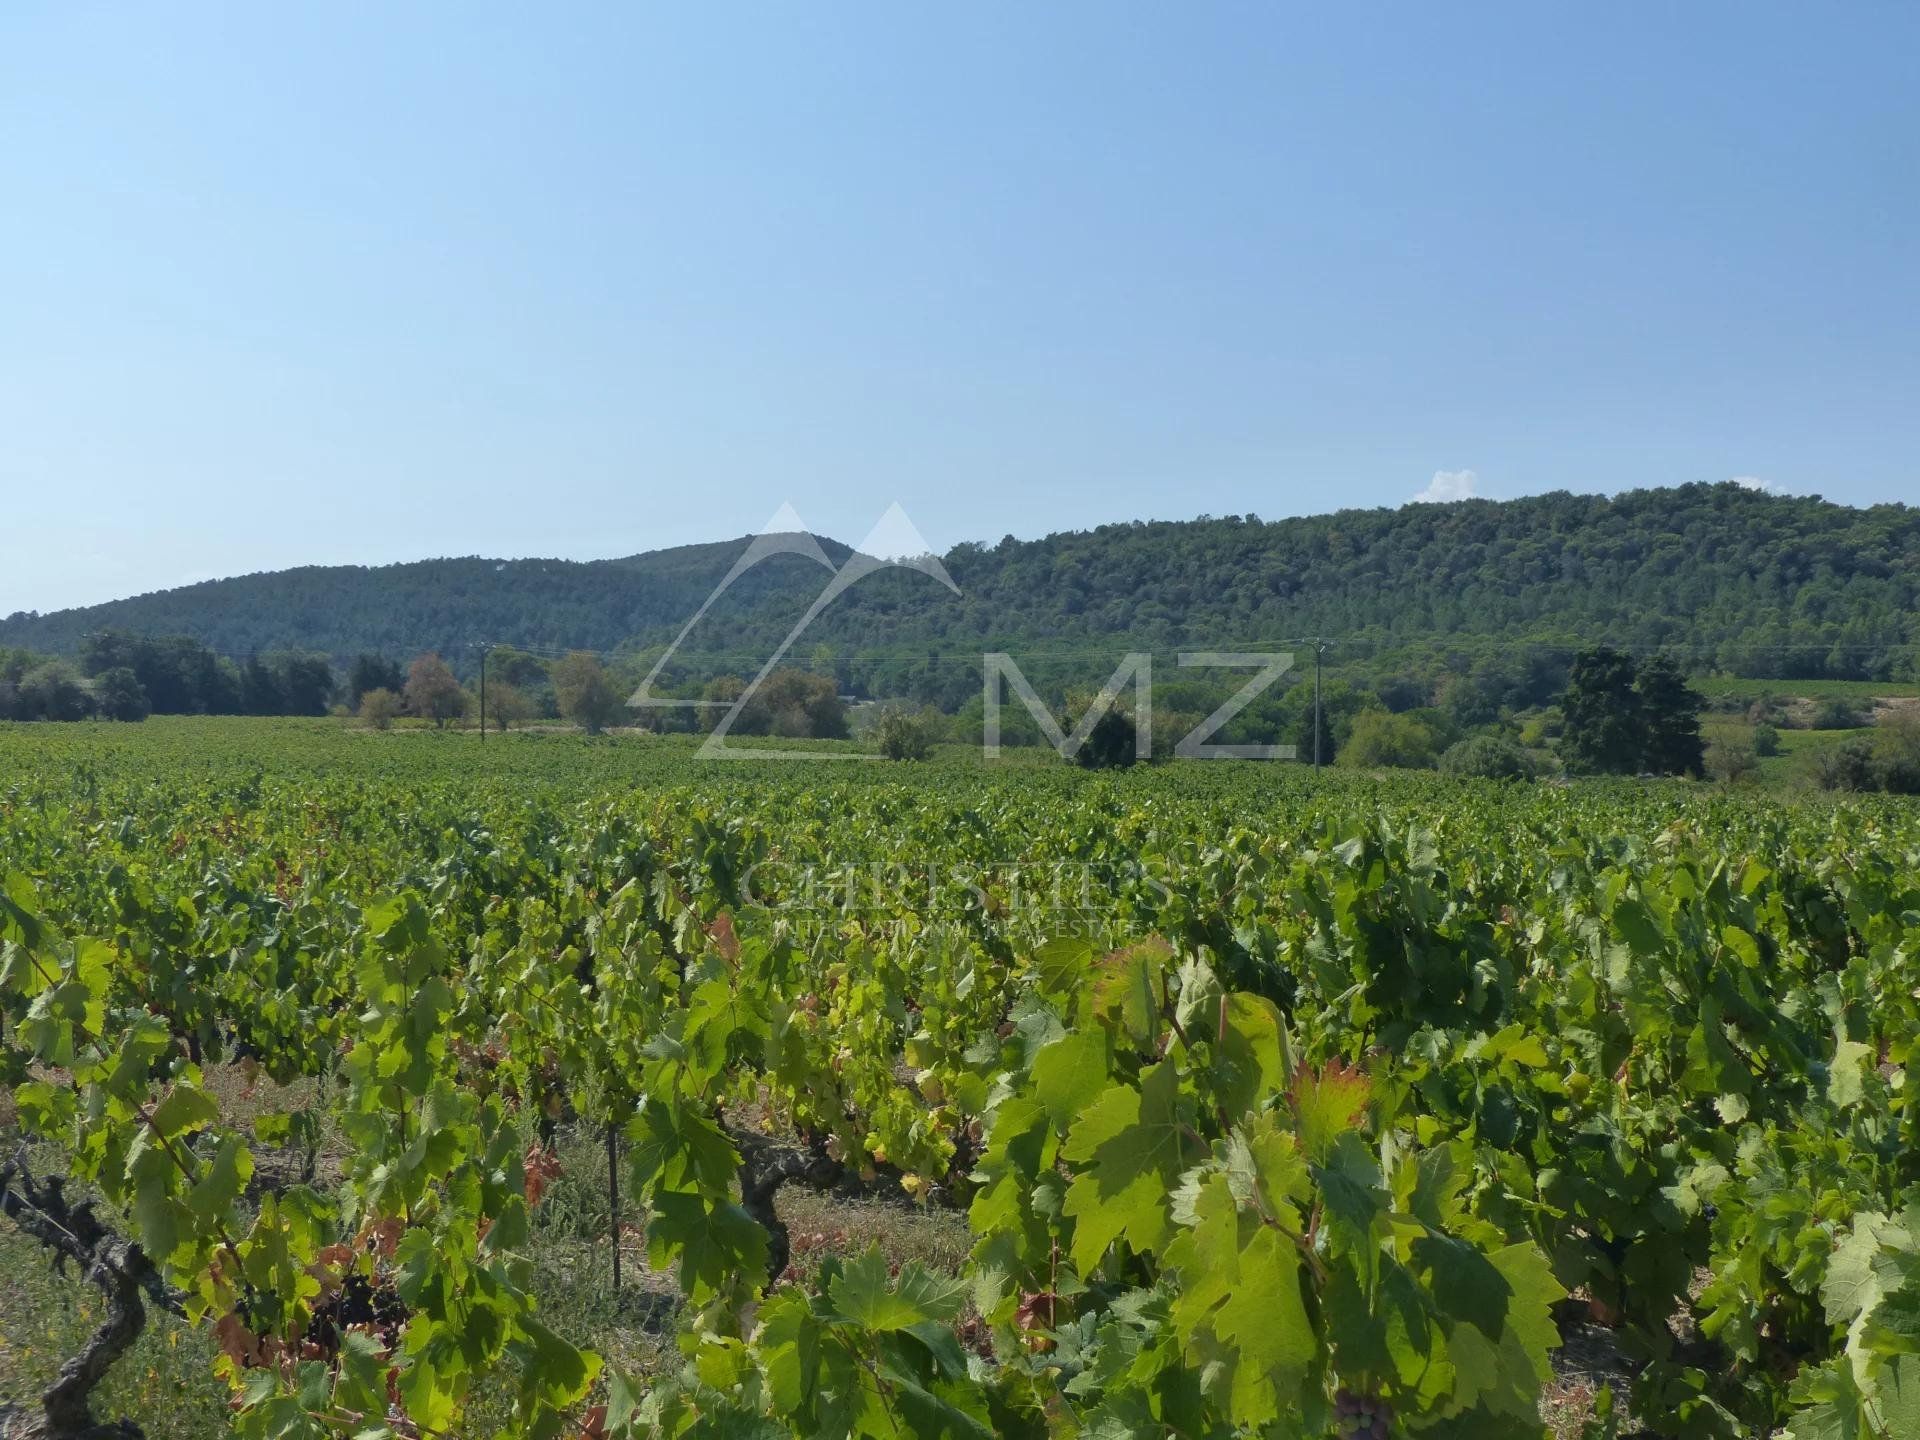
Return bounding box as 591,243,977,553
1558,648,1644,775
92,667,151,722
79,631,241,714
241,658,282,715
348,654,405,707
1635,654,1705,777
270,653,337,715
1075,709,1140,769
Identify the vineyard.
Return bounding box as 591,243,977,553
1,717,1917,1440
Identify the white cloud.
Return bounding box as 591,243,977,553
1731,475,1787,495
1413,468,1479,504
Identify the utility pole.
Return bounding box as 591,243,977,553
478,646,487,743
1313,639,1327,771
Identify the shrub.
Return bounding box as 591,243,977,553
1706,739,1758,784
1518,708,1561,747
1339,710,1438,770
875,706,936,762
1873,711,1920,794
1374,676,1431,713
1809,697,1864,730
1439,734,1535,781
358,688,402,731
1751,722,1781,757
1813,737,1880,791
1810,713,1920,794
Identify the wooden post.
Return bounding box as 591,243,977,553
606,1121,621,1292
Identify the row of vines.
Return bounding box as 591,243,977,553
0,721,1917,1438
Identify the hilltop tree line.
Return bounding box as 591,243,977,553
3,484,1916,689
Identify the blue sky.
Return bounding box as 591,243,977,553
3,4,1915,614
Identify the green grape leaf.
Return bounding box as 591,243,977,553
510,1315,602,1408
1062,1062,1195,1270
1783,1358,1875,1440
1412,1234,1510,1339
829,1246,964,1331
1164,1172,1313,1426
754,1289,820,1414
1217,992,1292,1114
1289,1061,1371,1162
1682,999,1750,1096
1821,1211,1903,1326
1088,939,1170,1050
646,1190,768,1301
626,1094,741,1194
1030,1029,1110,1132
187,1134,253,1222
1033,935,1094,994
150,1082,220,1140
1828,1038,1874,1109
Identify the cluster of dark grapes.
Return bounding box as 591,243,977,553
1334,1390,1392,1439
307,1273,409,1356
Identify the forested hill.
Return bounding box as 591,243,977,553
0,537,853,668
5,483,1917,682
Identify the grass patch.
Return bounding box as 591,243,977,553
0,1218,230,1440
1699,677,1920,701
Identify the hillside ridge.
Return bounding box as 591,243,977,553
5,484,1917,686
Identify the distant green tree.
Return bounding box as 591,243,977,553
91,667,151,722
240,657,281,715
552,651,625,735
1439,734,1534,780
1558,648,1644,774
1375,675,1432,713
1635,655,1706,777
19,661,92,721
348,654,405,707
404,653,467,728
486,682,536,732
1751,722,1782,757
736,668,847,739
1074,709,1139,769
1338,711,1438,769
80,631,241,714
